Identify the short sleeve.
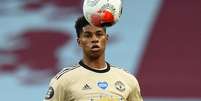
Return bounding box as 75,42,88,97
43,78,66,101
127,77,143,101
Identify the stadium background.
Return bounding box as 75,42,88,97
0,0,200,101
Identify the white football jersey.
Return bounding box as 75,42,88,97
44,61,143,101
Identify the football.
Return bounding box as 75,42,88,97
83,0,123,27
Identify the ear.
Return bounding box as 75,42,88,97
106,34,109,41
77,38,81,47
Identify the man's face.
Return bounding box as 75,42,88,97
77,25,108,58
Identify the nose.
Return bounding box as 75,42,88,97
91,34,99,43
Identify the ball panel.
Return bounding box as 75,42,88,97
83,0,122,27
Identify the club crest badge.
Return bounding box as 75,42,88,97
115,81,125,92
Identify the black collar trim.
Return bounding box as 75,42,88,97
79,60,110,73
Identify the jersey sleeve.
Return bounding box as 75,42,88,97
43,78,66,101
127,77,143,101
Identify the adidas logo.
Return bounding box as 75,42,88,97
82,84,92,90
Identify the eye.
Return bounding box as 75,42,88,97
96,31,104,37
83,32,91,38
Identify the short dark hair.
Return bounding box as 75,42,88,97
74,16,106,38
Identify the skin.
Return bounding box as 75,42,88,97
77,25,108,69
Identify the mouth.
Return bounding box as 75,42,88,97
91,45,100,51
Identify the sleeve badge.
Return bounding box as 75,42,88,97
45,86,54,100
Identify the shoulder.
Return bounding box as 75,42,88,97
110,65,139,83
110,64,131,74
54,64,81,80
46,64,81,96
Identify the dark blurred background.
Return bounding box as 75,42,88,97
0,0,200,101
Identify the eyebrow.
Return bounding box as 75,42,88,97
83,31,92,34
96,30,103,33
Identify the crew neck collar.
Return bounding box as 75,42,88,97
79,60,110,73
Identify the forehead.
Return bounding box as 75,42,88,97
82,25,105,33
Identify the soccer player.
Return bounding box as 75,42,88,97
44,16,143,101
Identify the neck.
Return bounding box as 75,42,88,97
83,54,106,69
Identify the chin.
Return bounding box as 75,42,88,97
89,53,101,59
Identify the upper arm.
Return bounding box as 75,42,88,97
127,77,143,101
43,79,66,101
